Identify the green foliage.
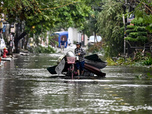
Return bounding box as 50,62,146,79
124,57,134,65
106,57,117,66
2,0,93,52
134,0,152,33
133,52,144,62
137,31,147,36
134,26,146,31
146,23,152,33
116,57,125,65
125,37,138,42
128,32,138,38
137,36,148,42
28,45,55,53
125,17,148,44
79,0,104,37
128,32,147,38
87,42,102,53
131,17,145,26
127,25,146,33
127,25,135,29
97,0,124,57
2,0,91,36
135,74,143,80
147,73,152,79
106,46,152,66
107,57,134,66
126,29,135,34
143,57,152,65
107,56,152,67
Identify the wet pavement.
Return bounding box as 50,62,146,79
0,53,152,114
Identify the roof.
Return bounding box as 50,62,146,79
55,31,68,36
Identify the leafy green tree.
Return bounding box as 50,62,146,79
97,0,124,57
80,0,104,37
1,0,91,52
125,17,148,45
135,0,152,33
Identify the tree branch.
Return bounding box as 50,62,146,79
141,2,152,14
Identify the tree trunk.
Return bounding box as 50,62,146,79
14,31,27,53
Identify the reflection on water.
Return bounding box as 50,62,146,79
0,54,152,114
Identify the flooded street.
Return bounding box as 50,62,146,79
0,54,152,114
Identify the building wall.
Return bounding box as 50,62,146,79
68,27,81,44
68,27,89,46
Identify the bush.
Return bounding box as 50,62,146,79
131,17,145,26
129,32,138,38
137,36,148,42
125,37,138,42
106,57,117,66
127,25,135,29
126,29,135,34
143,57,152,65
116,57,125,65
134,26,146,31
133,51,144,62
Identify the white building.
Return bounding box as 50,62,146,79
68,27,88,46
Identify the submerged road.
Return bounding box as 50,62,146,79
0,53,152,114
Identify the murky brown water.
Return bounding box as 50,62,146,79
0,54,152,114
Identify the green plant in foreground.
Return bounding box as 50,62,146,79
124,57,134,65
116,57,125,65
106,57,117,66
143,57,152,65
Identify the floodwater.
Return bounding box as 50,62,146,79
0,54,152,114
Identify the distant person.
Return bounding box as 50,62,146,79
60,38,66,51
74,42,86,76
8,35,14,57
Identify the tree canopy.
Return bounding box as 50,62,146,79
1,0,91,52
134,0,152,33
1,0,91,34
97,0,124,57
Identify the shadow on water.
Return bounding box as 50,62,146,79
0,54,152,114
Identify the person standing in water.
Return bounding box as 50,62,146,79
74,42,86,76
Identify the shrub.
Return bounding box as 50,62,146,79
127,25,135,29
106,57,117,66
131,17,144,26
129,32,138,38
126,29,135,34
125,37,138,42
137,36,148,42
134,26,146,31
143,57,152,65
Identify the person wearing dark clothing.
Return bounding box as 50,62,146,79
8,38,13,57
74,42,86,76
60,38,66,51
